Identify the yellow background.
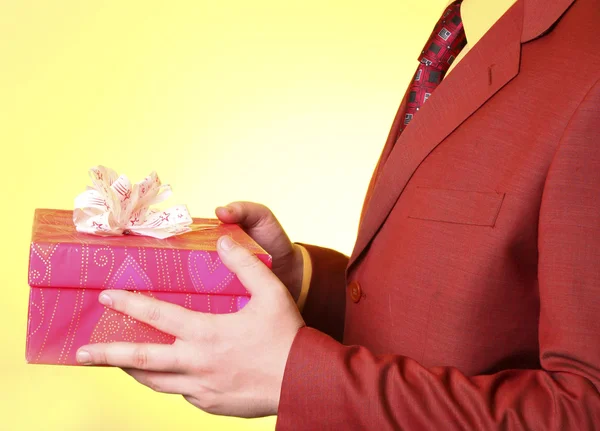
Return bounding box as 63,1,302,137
1,1,448,429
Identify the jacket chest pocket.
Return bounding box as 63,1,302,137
408,187,505,227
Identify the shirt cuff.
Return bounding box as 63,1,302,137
295,244,312,313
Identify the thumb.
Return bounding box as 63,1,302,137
214,202,294,262
215,202,277,230
216,235,283,299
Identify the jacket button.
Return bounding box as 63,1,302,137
349,281,362,303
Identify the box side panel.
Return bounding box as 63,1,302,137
29,242,270,295
26,288,250,366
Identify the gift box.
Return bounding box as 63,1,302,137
26,209,271,365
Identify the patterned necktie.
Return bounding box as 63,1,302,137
399,1,467,133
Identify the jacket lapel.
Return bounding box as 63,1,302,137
347,0,524,270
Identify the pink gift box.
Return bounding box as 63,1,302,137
26,209,271,365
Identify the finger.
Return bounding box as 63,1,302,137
76,343,184,372
215,202,294,258
215,205,239,223
123,369,195,395
97,290,202,339
215,202,277,230
217,236,283,298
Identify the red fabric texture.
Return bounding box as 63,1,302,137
277,0,600,428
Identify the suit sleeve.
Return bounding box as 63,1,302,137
276,80,600,430
294,244,348,343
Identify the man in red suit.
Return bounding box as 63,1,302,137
78,0,600,428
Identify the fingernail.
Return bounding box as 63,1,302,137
217,206,233,214
76,350,92,365
99,293,113,307
219,236,235,250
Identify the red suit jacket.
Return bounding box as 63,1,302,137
277,0,600,429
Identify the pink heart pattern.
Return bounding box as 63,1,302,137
187,250,235,294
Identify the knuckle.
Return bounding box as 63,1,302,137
256,202,271,215
258,204,277,224
203,319,222,345
118,300,129,316
146,377,163,393
188,347,214,373
230,201,248,217
187,316,208,340
239,254,261,270
242,202,272,226
196,394,219,412
172,355,183,371
169,346,185,370
187,350,208,372
183,394,195,405
94,350,107,365
133,347,149,369
184,395,206,411
145,305,162,323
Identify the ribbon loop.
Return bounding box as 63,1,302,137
73,166,194,238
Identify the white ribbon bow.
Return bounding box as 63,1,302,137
73,166,193,239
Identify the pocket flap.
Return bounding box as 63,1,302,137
408,187,505,226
